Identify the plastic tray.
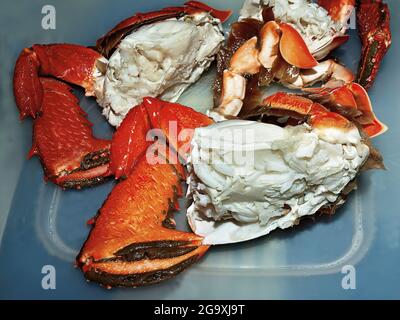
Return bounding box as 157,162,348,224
1,0,399,299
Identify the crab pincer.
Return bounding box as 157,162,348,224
78,98,213,288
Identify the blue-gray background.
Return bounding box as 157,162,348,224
0,0,399,299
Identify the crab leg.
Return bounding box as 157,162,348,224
78,98,213,288
304,82,387,137
110,97,213,179
356,0,391,89
263,92,361,144
265,83,387,138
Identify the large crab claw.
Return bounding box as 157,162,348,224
78,98,213,287
28,78,110,188
78,156,209,288
96,1,232,58
356,0,391,89
13,44,104,119
13,44,111,188
304,82,387,138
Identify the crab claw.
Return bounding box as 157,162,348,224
79,98,213,287
110,97,213,179
29,78,110,188
78,156,209,288
279,23,318,69
13,44,104,119
304,82,387,138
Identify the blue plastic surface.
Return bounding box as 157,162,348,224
0,0,399,299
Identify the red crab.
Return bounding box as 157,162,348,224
13,1,231,189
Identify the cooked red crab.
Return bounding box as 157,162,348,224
13,1,231,188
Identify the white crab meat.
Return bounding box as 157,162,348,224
240,0,346,59
218,70,247,116
95,13,225,126
187,120,369,245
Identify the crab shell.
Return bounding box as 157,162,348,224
96,1,232,58
187,92,384,245
94,1,231,126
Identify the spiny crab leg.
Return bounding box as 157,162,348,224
262,92,362,144
78,98,214,288
304,82,387,138
356,0,391,89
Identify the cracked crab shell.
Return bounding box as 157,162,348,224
95,7,226,126
186,119,371,245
